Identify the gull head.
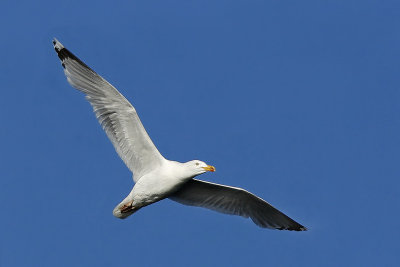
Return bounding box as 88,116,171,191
184,160,216,176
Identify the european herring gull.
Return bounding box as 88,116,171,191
53,39,306,231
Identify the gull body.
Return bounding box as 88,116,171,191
113,160,211,218
53,38,307,231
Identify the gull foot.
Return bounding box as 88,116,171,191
120,202,134,213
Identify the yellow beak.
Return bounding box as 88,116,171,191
202,165,216,172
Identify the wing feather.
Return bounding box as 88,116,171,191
53,39,164,180
170,179,307,231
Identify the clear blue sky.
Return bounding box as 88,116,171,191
1,0,399,266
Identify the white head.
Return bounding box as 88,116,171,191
182,160,216,178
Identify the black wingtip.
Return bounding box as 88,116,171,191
275,222,307,231
52,38,67,66
52,38,64,53
52,39,95,72
288,224,307,231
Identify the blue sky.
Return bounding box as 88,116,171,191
1,0,399,266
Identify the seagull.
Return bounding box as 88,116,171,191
53,38,307,231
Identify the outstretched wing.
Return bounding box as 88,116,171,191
170,179,306,231
53,39,164,181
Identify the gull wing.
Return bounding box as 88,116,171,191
53,39,164,181
169,179,307,231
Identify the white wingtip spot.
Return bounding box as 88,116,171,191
52,38,64,51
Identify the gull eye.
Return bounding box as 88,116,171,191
195,162,199,166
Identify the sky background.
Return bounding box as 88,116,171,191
1,0,399,266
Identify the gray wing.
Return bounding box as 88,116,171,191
53,39,164,181
169,179,307,231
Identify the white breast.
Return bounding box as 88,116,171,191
131,161,189,207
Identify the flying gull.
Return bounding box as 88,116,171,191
53,39,307,231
